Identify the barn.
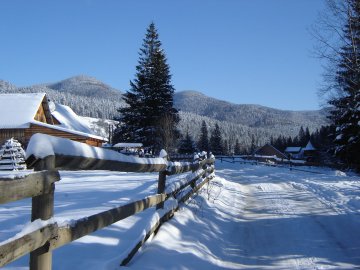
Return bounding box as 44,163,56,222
0,93,107,147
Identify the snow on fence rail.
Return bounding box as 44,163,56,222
0,134,215,270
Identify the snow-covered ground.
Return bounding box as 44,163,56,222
1,162,359,269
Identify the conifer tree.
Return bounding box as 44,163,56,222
223,139,229,155
313,0,360,169
234,139,241,155
250,135,257,154
210,123,223,155
197,120,209,152
327,0,360,169
113,22,179,153
298,126,306,146
178,131,196,154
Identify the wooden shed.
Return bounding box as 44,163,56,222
0,93,107,147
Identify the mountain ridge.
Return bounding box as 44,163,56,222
176,90,322,112
173,90,328,130
0,76,329,149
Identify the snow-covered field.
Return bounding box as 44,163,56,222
1,162,359,269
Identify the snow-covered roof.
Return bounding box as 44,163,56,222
303,141,316,151
49,102,107,141
113,143,143,148
0,93,46,128
284,147,302,153
51,103,100,137
32,120,107,141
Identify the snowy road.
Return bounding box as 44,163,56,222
227,170,360,269
1,162,359,269
129,163,360,269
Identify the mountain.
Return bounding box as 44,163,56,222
0,77,329,150
0,76,125,119
174,90,329,132
42,75,122,99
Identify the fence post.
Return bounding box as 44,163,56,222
30,156,55,270
157,150,167,210
190,153,200,189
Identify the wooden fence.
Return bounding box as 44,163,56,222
218,155,324,174
0,134,215,270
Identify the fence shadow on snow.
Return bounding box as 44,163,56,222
0,134,215,270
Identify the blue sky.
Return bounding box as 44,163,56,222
0,0,325,110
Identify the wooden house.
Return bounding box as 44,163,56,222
302,140,317,161
254,144,288,160
285,140,317,160
284,146,302,159
0,93,107,147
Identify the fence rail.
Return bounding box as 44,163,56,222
217,155,325,174
0,134,215,270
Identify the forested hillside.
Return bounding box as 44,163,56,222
0,76,329,150
174,90,328,131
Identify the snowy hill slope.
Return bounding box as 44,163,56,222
174,90,329,130
43,75,122,99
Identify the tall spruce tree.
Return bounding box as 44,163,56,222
178,131,196,154
210,123,223,155
197,120,209,152
113,22,179,153
234,139,242,155
313,0,360,169
328,0,360,169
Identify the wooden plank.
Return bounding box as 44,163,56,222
30,158,56,270
166,162,192,175
179,174,214,204
156,171,167,209
120,207,176,266
0,224,56,267
120,171,214,266
165,170,206,199
50,194,166,250
166,159,214,175
0,171,60,204
26,154,167,173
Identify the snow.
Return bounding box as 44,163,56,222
25,133,166,165
159,149,168,158
336,134,343,141
31,120,106,141
0,218,55,246
80,116,118,139
0,93,45,128
303,140,316,150
51,103,97,137
113,143,143,148
1,162,359,269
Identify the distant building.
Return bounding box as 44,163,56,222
285,140,317,160
302,141,317,161
254,144,288,160
284,146,302,159
0,93,107,147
